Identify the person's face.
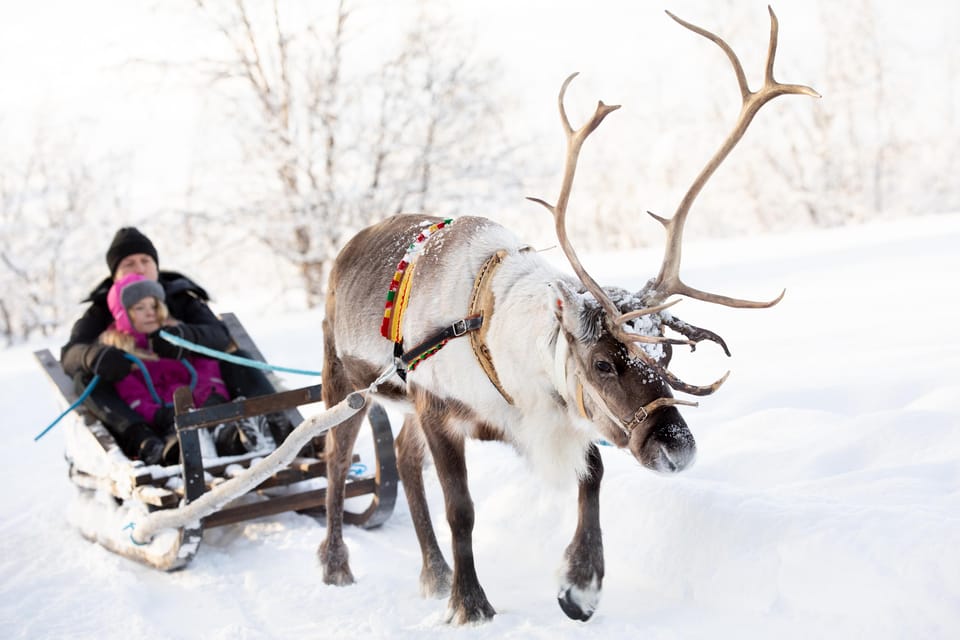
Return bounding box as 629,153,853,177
128,297,161,335
114,253,158,281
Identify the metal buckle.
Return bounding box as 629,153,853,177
452,319,468,337
624,406,649,433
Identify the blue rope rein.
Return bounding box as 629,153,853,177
125,353,167,407
124,352,197,408
35,352,159,441
157,329,322,377
34,374,101,442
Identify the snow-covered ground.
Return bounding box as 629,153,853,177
2,214,959,639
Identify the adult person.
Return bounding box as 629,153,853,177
60,227,291,463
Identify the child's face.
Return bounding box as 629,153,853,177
128,297,161,335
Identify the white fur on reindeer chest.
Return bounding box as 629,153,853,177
483,255,599,481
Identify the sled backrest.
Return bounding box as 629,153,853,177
34,348,94,422
220,312,306,429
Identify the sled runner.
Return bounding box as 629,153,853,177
34,313,398,571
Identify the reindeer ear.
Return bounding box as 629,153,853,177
551,280,586,338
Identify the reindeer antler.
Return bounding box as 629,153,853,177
529,73,689,349
643,7,821,309
530,9,819,398
527,73,620,319
635,7,820,394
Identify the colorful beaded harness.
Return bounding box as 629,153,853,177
378,218,519,402
381,218,476,373
381,218,452,343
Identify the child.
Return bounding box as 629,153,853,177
102,273,232,463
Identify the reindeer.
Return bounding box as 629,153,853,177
318,8,818,624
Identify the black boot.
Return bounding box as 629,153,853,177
213,422,247,456
236,414,274,452
122,422,162,462
213,414,275,455
266,411,295,445
161,434,181,465
138,436,164,465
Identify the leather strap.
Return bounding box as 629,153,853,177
400,315,484,368
468,250,515,405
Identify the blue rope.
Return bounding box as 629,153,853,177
125,353,166,407
123,522,146,546
34,374,101,441
124,352,199,409
349,462,368,478
158,329,322,376
180,357,198,392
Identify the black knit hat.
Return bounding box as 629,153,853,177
106,227,159,275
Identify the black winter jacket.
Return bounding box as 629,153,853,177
60,271,231,377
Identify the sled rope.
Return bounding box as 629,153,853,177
33,374,101,441
128,389,369,545
122,522,147,546
157,330,323,376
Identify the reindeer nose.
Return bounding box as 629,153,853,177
635,409,696,473
655,439,696,472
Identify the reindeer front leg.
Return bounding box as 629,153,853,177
557,443,604,621
418,401,496,624
396,414,453,598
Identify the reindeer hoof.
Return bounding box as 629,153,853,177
446,592,496,624
557,585,598,621
319,539,355,586
420,563,452,599
323,566,355,586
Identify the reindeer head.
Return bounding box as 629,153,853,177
552,282,697,472
531,8,819,474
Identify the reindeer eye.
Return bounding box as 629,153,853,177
594,360,615,375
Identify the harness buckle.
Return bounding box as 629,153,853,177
624,405,649,433
452,319,468,337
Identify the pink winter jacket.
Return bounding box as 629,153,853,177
107,275,229,426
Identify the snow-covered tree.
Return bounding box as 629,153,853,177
183,0,521,306
0,133,124,344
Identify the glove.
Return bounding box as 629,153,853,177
150,325,185,360
85,345,132,382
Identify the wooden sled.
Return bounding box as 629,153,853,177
34,312,398,571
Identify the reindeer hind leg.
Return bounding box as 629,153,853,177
318,318,366,586
396,413,453,598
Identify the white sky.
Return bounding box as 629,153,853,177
1,0,956,216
